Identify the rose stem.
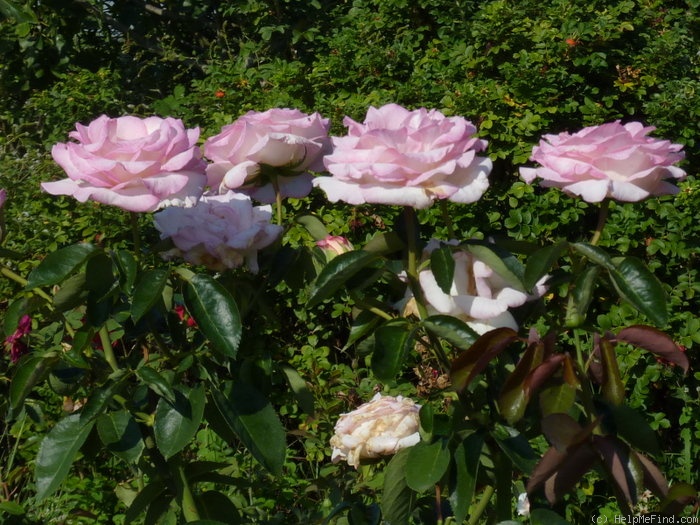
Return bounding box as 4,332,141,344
403,206,428,319
129,212,142,259
588,198,610,246
98,325,119,372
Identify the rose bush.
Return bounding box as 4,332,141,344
401,240,547,334
42,115,207,212
204,108,331,203
330,393,421,469
153,191,283,273
313,103,492,208
519,121,687,203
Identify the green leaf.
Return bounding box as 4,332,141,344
35,414,95,500
571,242,614,270
530,509,570,525
52,272,88,312
79,377,125,424
281,365,315,415
498,340,545,424
464,243,526,292
0,0,37,23
492,424,539,475
371,318,416,383
449,433,483,523
137,365,176,404
113,249,137,292
154,384,205,459
430,244,455,294
609,405,660,457
0,500,25,516
421,315,479,350
362,231,405,255
381,449,415,525
294,214,329,241
598,337,625,406
124,481,169,524
85,251,115,298
210,382,286,475
405,439,451,492
307,250,381,307
539,382,577,417
524,242,567,291
96,409,145,463
131,269,169,322
9,353,59,417
26,243,98,289
184,274,242,358
565,265,600,327
608,256,668,326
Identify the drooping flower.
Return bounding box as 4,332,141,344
4,314,31,363
401,240,546,334
204,108,331,203
43,115,207,212
153,191,283,273
314,103,492,208
519,121,686,203
330,393,421,468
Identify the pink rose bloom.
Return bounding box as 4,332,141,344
313,104,492,208
204,108,331,203
153,191,283,273
402,240,546,334
330,393,420,469
519,121,686,202
42,115,207,212
316,235,354,261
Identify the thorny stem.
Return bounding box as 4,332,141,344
439,200,456,239
130,212,142,259
1,264,54,304
404,206,429,320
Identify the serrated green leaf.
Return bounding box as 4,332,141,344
381,449,415,525
35,414,95,500
405,439,450,492
136,365,176,403
608,256,668,326
184,274,241,358
571,242,614,270
210,382,286,475
421,315,479,350
26,243,98,289
131,269,169,322
524,242,567,291
371,319,416,383
430,244,455,294
449,433,483,523
154,384,205,459
9,353,59,417
308,250,381,307
96,410,145,463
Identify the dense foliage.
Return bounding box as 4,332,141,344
1,0,698,524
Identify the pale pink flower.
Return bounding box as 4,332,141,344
519,121,686,202
43,115,207,212
330,393,421,468
153,191,282,273
314,104,492,208
316,235,354,261
204,108,331,203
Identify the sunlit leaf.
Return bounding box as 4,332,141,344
449,433,483,523
308,250,381,307
608,256,668,326
524,242,567,291
96,410,145,463
26,243,98,289
430,244,455,294
371,318,416,383
421,315,479,350
131,269,169,322
381,449,415,524
450,328,519,391
154,384,205,459
405,439,451,492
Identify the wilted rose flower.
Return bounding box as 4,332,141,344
43,115,207,212
153,191,283,273
519,121,686,203
330,393,421,469
402,240,546,334
316,235,354,261
313,103,492,209
4,314,31,363
204,108,331,203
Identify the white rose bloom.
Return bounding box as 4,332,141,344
330,393,421,468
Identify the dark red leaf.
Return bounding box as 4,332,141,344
543,444,598,505
633,450,669,498
450,327,520,391
524,354,566,397
593,436,643,507
615,325,689,374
